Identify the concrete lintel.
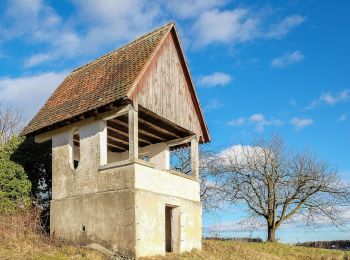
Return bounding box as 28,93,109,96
35,117,96,143
97,105,129,121
99,158,155,172
167,169,199,182
167,135,196,147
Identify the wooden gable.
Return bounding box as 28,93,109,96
129,29,209,143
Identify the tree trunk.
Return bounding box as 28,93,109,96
267,225,276,242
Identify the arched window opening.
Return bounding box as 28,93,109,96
73,130,80,169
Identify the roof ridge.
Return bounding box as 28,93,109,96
69,22,174,76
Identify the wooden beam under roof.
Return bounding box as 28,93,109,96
107,121,153,145
167,135,195,147
109,118,168,143
107,127,129,144
107,138,129,151
108,135,128,146
107,144,124,152
108,128,151,147
138,109,191,138
116,112,178,140
137,117,180,139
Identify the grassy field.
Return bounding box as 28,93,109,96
142,240,349,260
0,239,348,260
0,239,105,259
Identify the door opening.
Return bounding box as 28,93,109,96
165,205,180,253
165,206,172,252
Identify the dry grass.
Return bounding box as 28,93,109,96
142,240,350,260
0,208,105,260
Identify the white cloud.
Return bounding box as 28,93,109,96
204,98,224,111
165,0,227,19
191,7,305,48
0,71,67,120
290,117,313,130
219,144,266,165
3,0,64,42
228,113,283,131
72,0,160,51
204,219,264,234
228,117,246,126
320,89,350,105
250,113,265,123
306,89,350,109
2,0,161,67
198,72,232,88
192,8,260,47
337,113,348,122
2,0,80,66
271,51,304,68
281,205,350,229
266,15,305,39
24,53,53,67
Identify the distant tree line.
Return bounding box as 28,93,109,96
204,237,263,243
297,240,350,250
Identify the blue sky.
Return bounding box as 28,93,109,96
0,0,349,242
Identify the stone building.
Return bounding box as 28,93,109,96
22,22,210,258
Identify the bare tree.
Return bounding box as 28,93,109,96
0,106,22,145
214,136,350,242
199,150,226,212
170,147,192,174
170,147,224,212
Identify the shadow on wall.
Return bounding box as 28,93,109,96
11,136,52,234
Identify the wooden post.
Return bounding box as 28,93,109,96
99,120,107,166
191,138,199,180
128,104,138,161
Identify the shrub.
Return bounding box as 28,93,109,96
0,137,31,213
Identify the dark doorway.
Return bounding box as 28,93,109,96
165,206,172,252
165,205,180,253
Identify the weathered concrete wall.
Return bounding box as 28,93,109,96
52,120,134,199
51,120,137,256
145,143,170,170
51,190,136,256
135,190,202,257
134,164,200,202
134,163,201,257
107,142,170,170
107,150,129,163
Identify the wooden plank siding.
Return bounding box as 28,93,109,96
132,31,204,141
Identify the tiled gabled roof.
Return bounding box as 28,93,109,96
22,23,174,136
